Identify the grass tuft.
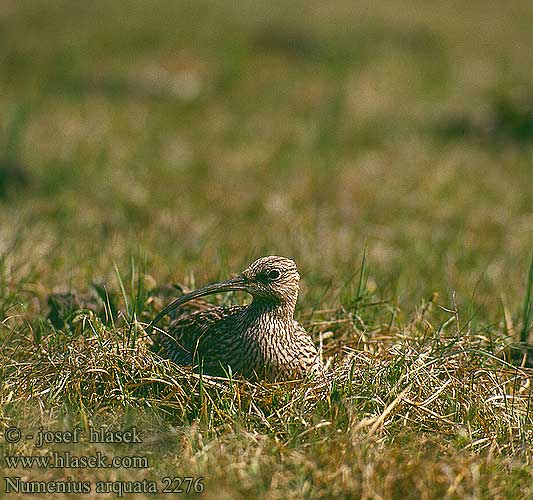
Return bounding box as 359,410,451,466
520,252,533,344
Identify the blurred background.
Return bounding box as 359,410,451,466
1,0,532,324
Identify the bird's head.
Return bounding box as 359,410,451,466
240,255,300,304
150,256,300,329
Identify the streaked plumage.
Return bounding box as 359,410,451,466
150,256,322,380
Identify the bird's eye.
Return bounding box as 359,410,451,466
266,269,280,280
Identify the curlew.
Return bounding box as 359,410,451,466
149,256,322,380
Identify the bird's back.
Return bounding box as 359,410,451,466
156,305,247,374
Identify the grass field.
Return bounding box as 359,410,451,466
1,1,533,498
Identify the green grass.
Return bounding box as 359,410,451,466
1,0,533,498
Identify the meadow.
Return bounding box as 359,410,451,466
1,1,533,498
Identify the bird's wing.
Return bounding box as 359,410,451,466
292,320,323,375
156,305,244,366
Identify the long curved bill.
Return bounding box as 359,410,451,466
147,276,246,334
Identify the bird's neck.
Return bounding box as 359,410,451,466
246,297,296,323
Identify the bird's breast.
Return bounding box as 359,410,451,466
238,316,304,375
